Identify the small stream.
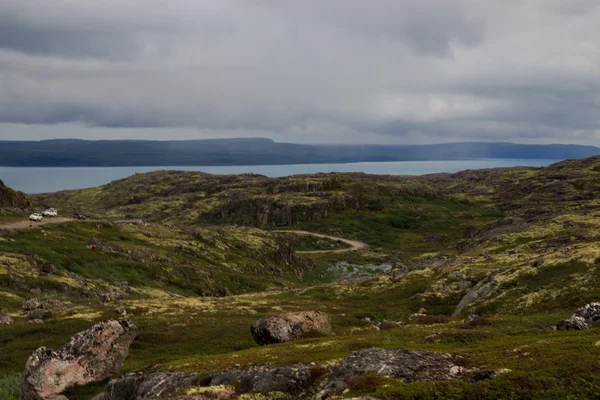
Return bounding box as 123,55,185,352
327,261,393,281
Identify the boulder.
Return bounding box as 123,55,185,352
557,316,590,330
23,298,42,311
22,319,137,400
40,263,57,275
0,312,14,326
251,311,333,345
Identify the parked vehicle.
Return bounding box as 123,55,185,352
42,208,58,217
29,213,43,222
73,213,87,220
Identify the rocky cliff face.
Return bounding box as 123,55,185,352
0,179,31,211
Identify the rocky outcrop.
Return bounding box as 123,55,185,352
251,311,333,345
557,316,589,331
23,298,42,311
316,348,500,399
330,348,465,383
106,347,504,400
106,365,319,400
557,303,600,330
0,179,31,211
204,197,330,227
452,274,498,317
22,319,137,400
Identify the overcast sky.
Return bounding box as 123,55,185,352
0,0,598,144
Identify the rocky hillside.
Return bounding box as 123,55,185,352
3,156,600,399
0,179,31,211
35,171,442,226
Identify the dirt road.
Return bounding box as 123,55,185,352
0,217,76,230
274,230,368,254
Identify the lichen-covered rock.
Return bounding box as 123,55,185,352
22,319,137,400
332,348,466,383
317,348,471,399
23,298,42,311
557,316,590,330
107,365,318,400
0,312,14,326
556,303,600,331
106,372,200,400
574,303,600,325
251,311,333,345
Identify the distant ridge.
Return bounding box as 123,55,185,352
0,138,598,167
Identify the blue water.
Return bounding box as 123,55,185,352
0,159,560,194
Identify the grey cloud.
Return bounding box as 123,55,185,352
0,0,598,145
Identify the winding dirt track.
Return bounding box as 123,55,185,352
273,230,368,254
0,217,76,230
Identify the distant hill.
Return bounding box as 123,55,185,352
0,138,599,166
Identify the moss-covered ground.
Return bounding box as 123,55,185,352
2,157,600,399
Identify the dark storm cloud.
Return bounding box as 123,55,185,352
0,20,136,60
0,0,598,144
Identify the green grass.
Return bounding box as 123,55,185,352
0,221,315,302
294,197,499,258
275,232,350,251
0,374,20,400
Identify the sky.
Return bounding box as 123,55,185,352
0,0,599,144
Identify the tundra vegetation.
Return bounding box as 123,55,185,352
1,156,600,399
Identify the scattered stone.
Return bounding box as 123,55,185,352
557,316,589,331
115,308,128,317
530,258,545,268
22,319,137,400
421,333,443,344
0,312,14,326
251,311,333,345
464,314,490,327
556,303,600,331
373,320,403,330
26,309,54,321
40,263,57,275
23,298,41,311
408,314,450,325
